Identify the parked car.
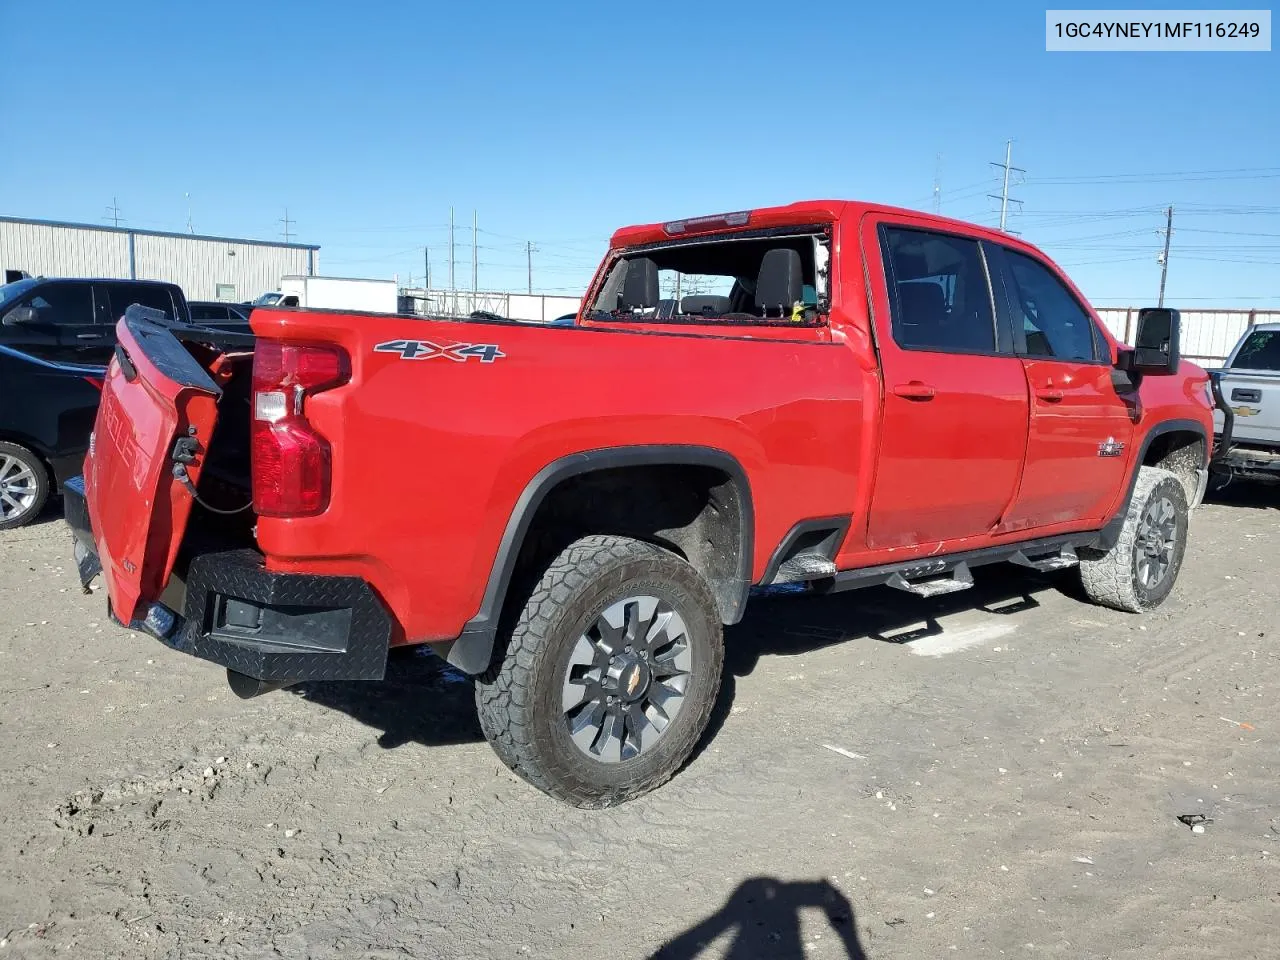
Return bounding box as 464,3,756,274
1211,322,1280,483
0,276,188,528
66,200,1215,805
190,300,253,334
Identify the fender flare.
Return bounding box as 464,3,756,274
1094,418,1208,551
447,445,755,675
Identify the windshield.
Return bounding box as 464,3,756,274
589,232,827,324
1232,329,1280,370
0,277,39,310
252,292,282,306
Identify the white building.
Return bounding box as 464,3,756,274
0,216,319,303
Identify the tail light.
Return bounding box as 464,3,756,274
251,341,350,516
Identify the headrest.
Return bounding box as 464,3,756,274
897,282,946,322
755,249,803,311
620,257,659,310
681,295,731,317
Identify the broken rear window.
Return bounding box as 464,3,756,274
588,230,829,325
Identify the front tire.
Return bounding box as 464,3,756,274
1078,466,1189,613
476,535,724,807
0,442,50,530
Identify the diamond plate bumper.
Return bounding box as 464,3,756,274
64,477,392,684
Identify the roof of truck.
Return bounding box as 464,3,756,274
609,200,1030,250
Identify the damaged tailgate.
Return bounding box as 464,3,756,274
86,313,222,624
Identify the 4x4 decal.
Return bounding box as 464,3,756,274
373,339,505,363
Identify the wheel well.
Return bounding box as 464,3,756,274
1143,430,1205,502
509,463,749,624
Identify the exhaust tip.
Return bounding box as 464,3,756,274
226,669,294,699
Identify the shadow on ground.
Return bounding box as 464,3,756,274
649,876,867,959
293,563,1058,760
1204,477,1279,511
693,564,1056,761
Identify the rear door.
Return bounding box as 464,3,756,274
1221,327,1280,445
990,245,1136,529
85,316,222,624
861,217,1030,549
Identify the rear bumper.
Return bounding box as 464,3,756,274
63,477,392,684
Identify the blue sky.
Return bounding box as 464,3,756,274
2,0,1276,304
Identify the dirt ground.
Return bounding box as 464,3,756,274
2,488,1278,960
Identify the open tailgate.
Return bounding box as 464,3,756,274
86,315,222,624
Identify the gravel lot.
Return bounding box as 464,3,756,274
2,489,1278,960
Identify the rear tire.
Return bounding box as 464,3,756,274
0,442,50,530
1078,466,1188,613
476,535,724,807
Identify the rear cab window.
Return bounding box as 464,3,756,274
1231,329,1280,370
587,228,831,326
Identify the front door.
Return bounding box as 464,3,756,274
862,219,1030,550
991,246,1136,529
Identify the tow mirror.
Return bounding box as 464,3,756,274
2,305,39,327
1120,307,1180,375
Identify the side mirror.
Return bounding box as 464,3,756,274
2,305,39,327
1120,307,1180,375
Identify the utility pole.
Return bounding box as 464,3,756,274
103,197,123,227
932,154,942,214
449,207,455,312
988,139,1024,233
185,192,194,234
424,246,430,290
526,240,537,294
279,208,294,243
1157,205,1174,307
472,210,478,293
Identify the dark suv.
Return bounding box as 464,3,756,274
0,277,189,528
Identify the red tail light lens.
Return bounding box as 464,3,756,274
251,341,350,517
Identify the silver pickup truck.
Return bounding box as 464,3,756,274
1212,322,1280,482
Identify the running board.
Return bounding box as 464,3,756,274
886,561,974,597
816,531,1100,598
1009,544,1079,573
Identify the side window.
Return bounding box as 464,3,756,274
1002,251,1098,362
21,283,95,325
106,284,176,320
881,227,996,353
190,304,225,321
1232,330,1280,370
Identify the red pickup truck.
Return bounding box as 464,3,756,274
64,200,1215,806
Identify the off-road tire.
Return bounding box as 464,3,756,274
475,535,724,807
0,442,50,530
1078,466,1189,613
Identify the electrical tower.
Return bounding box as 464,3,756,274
933,154,942,214
988,140,1024,233
103,197,123,227
1157,206,1174,307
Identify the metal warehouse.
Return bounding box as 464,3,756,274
0,216,319,303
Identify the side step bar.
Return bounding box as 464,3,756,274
887,561,974,597
817,532,1096,598
1009,544,1079,572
